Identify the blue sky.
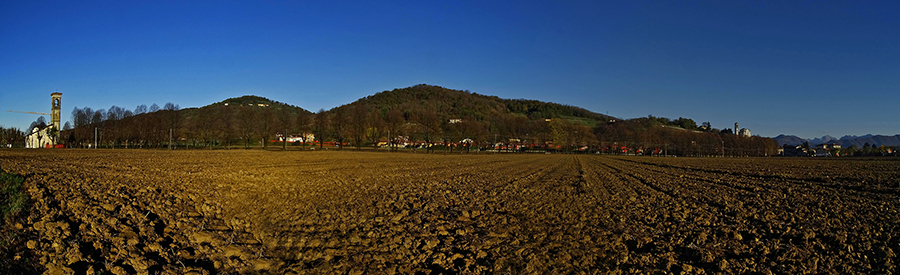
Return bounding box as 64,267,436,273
1,1,898,139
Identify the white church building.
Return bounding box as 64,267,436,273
25,125,56,148
24,92,62,148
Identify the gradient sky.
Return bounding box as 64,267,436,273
2,1,898,139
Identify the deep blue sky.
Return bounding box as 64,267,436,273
2,1,898,139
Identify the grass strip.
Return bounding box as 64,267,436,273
0,168,41,274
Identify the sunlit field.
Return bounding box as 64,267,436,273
1,150,897,274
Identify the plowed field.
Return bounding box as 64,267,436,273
1,150,898,274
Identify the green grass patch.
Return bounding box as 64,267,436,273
0,167,41,274
561,115,599,127
0,169,27,224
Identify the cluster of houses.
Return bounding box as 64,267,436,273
780,143,841,157
223,103,269,107
277,133,316,143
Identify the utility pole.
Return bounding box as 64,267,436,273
94,127,98,149
722,140,725,158
169,129,173,150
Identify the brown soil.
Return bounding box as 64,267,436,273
0,150,897,274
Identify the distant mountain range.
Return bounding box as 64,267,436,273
774,134,900,148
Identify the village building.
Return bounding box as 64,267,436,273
815,143,841,150
780,144,808,157
814,143,842,156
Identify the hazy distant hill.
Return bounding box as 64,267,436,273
809,135,838,145
838,135,900,148
774,135,808,146
774,134,900,147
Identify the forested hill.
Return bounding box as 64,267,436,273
212,95,312,114
344,84,612,124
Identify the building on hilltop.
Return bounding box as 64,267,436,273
738,128,751,137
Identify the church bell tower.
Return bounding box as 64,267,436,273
51,92,62,130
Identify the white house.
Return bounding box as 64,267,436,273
278,132,315,143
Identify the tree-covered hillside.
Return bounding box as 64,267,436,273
58,84,780,156
350,84,611,123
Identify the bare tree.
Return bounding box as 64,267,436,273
294,112,311,149
416,111,440,153
314,109,328,149
105,106,120,148
133,107,149,148
29,116,48,132
164,103,181,149
277,108,295,151
366,109,384,150
331,107,348,150
217,105,235,148
351,104,368,149
238,106,257,149
385,109,404,151
257,107,275,150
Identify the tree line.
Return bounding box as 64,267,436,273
786,141,899,157
594,116,780,157
65,103,181,148
61,101,779,157
3,116,56,148
0,126,26,148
